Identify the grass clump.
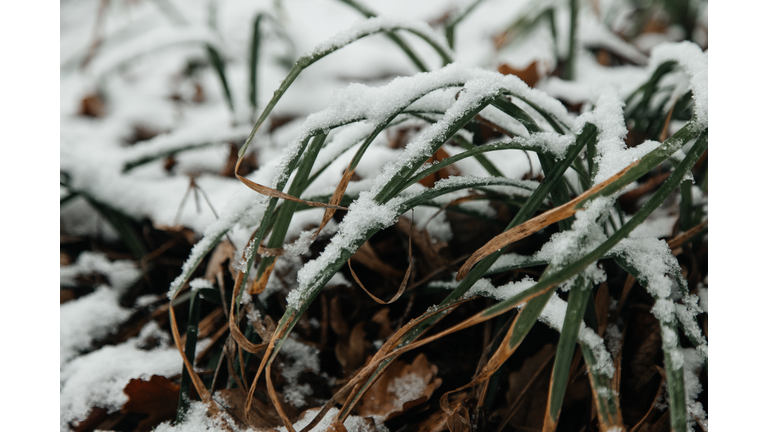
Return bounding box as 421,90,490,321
61,1,708,431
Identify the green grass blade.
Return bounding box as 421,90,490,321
546,273,591,428
445,0,486,49
122,142,215,173
176,289,200,422
564,0,578,81
249,14,264,115
481,130,707,320
254,134,327,280
205,44,234,115
338,0,433,72
239,19,453,159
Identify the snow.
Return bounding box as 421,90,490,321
155,401,244,432
682,348,707,432
389,373,429,409
276,407,384,432
309,17,453,62
648,41,708,127
278,336,321,408
60,287,132,368
60,0,708,428
60,323,194,429
60,251,141,295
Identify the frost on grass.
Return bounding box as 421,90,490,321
682,348,708,432
291,194,399,309
648,41,708,126
60,322,190,429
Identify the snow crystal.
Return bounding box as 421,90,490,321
648,41,708,126
60,286,132,368
284,229,319,257
682,348,707,431
698,287,708,313
660,325,684,370
189,278,214,290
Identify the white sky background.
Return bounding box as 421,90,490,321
0,0,760,429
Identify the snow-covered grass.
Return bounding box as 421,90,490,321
61,1,708,431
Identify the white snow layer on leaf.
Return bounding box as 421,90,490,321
577,90,661,184
277,407,384,432
60,286,132,368
464,275,615,378
291,194,398,308
610,237,683,299
60,323,194,428
682,348,708,431
648,41,708,126
90,26,221,78
60,251,141,295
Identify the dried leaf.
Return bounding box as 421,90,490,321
204,240,236,283
498,62,540,88
370,308,393,340
356,353,442,421
79,93,105,118
335,322,367,373
121,375,179,431
418,147,460,188
216,388,280,429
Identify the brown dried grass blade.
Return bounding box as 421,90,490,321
457,160,640,280
347,217,413,305
235,157,347,210
229,270,268,354
667,219,708,250
244,309,296,427
169,303,230,429
266,362,296,432
628,373,665,432
248,260,276,295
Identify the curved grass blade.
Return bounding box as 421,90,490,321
238,18,454,159
338,0,434,72
457,122,701,280
445,0,486,49
205,44,234,114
